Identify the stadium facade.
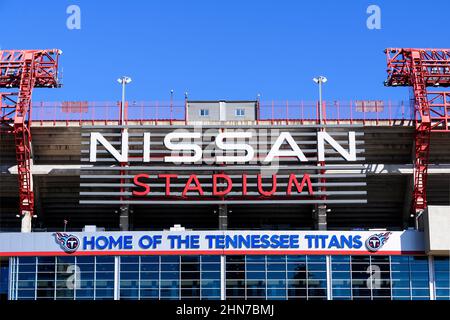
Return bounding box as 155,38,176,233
0,48,449,301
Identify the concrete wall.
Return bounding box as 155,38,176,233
423,205,450,255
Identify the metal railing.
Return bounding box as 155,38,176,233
30,100,414,124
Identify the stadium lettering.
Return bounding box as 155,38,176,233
89,130,356,163
132,173,314,197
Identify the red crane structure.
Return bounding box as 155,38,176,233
0,49,61,231
384,48,450,218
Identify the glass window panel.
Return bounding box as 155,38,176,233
201,271,220,280
18,272,35,281
160,271,179,280
307,256,326,263
370,256,390,263
332,288,351,297
181,288,200,297
17,290,35,298
411,288,429,297
287,263,306,272
226,279,245,287
267,288,286,297
95,288,114,299
161,264,179,272
140,256,159,263
332,272,351,280
410,271,429,280
308,271,327,280
332,264,350,272
121,256,139,263
161,256,179,263
201,280,220,288
120,272,139,280
96,256,114,263
226,271,244,280
201,263,220,271
392,288,411,297
226,288,244,298
410,264,428,272
37,257,55,264
434,258,450,271
78,263,94,272
391,256,409,263
140,289,158,298
288,271,306,281
288,279,307,287
226,263,245,272
120,263,139,272
19,264,36,272
391,264,409,272
201,289,220,297
76,256,95,264
435,272,450,281
288,287,307,297
181,272,200,281
246,256,265,262
181,264,200,272
140,264,159,272
202,256,220,263
140,272,159,280
140,280,158,289
246,263,265,271
18,257,36,264
332,279,351,288
391,280,410,288
246,271,265,280
331,256,350,262
160,288,179,299
267,264,285,271
267,256,286,262
308,263,327,271
75,289,94,298
95,264,114,272
435,289,450,297
287,255,306,262
267,271,286,280
17,280,35,288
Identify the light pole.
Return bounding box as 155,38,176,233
313,76,328,231
313,76,327,124
117,76,132,124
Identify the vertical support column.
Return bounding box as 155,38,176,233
220,255,226,300
326,255,332,300
402,175,414,229
119,206,129,231
219,204,228,230
114,256,120,300
428,256,436,300
314,205,327,230
21,213,32,233
21,157,34,233
219,101,226,121
8,257,13,301
219,203,227,300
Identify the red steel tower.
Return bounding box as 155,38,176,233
0,49,61,231
384,48,450,218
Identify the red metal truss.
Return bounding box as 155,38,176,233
385,48,450,215
0,49,61,220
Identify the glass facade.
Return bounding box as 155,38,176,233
226,255,327,300
8,255,450,300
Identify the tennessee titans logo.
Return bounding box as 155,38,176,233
54,233,80,253
365,232,392,252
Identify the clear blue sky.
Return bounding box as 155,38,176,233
1,0,448,102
